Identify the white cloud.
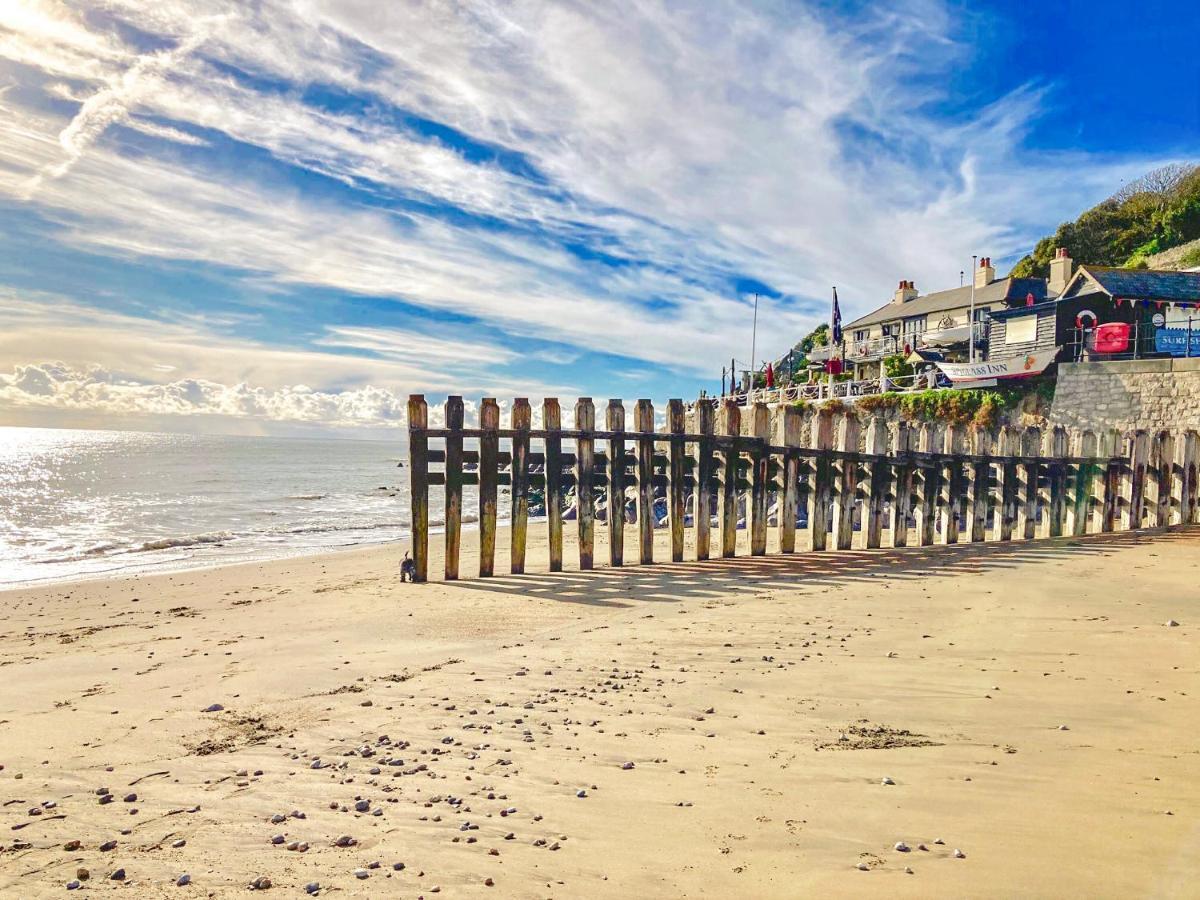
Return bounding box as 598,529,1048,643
0,0,1179,433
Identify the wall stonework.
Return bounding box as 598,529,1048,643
1051,359,1200,432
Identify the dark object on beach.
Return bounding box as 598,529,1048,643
400,551,417,583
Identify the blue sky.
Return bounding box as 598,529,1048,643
0,0,1196,434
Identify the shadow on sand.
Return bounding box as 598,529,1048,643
442,528,1197,608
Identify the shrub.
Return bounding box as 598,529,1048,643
821,398,848,415
857,392,901,415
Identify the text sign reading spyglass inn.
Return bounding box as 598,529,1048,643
935,347,1059,384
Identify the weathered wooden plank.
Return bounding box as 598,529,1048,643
720,400,740,558
917,423,940,546
809,408,834,551
407,394,429,582
967,426,991,542
509,398,531,574
1046,426,1069,538
1097,429,1121,533
443,395,464,580
995,425,1020,542
1068,430,1096,537
749,402,770,556
695,400,715,561
543,399,564,572
667,400,686,562
779,406,802,553
605,400,626,567
575,398,596,569
863,417,888,549
635,400,655,565
940,423,965,545
478,398,499,577
832,413,861,550
1018,426,1041,540
1121,430,1149,531
1180,430,1199,525
1151,430,1173,529
890,421,914,548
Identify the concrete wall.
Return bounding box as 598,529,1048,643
1051,358,1200,432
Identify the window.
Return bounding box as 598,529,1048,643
881,322,900,337
853,329,869,342
902,315,926,336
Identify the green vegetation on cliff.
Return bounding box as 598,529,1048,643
1011,163,1200,276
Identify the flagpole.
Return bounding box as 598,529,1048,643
969,255,977,363
750,292,759,388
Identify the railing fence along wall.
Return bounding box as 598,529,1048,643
405,394,1199,583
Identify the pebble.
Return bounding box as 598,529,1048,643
76,868,89,880
934,838,945,845
123,793,137,803
171,839,186,848
201,704,224,713
621,762,635,770
305,884,320,896
354,868,369,879
109,868,126,881
881,776,895,785
64,840,81,851
99,840,117,852
270,814,286,824
894,841,910,852
905,866,914,874
856,862,870,871
1058,724,1070,731
954,848,966,858
66,881,80,891
270,834,285,845
355,799,370,812
250,875,272,889
575,789,587,798
334,835,356,847
176,873,191,886
1166,619,1180,627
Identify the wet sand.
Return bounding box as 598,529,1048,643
1,525,1198,897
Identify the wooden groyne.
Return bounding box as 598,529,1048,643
405,395,1199,582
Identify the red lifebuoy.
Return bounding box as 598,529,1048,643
1075,309,1097,330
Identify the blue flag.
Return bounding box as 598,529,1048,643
831,287,843,344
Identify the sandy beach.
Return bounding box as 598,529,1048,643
1,525,1198,897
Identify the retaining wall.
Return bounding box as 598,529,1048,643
1051,358,1200,432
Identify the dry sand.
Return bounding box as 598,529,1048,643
1,524,1198,897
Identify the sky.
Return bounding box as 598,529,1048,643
0,0,1197,436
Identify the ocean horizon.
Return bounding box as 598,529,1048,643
0,425,449,588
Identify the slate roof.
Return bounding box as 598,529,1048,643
844,276,1052,330
1068,266,1200,302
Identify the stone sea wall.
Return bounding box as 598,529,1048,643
1050,358,1200,432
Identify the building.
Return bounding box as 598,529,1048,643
837,257,1056,379
990,260,1200,363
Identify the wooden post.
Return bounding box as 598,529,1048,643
407,395,429,583
1046,426,1069,538
940,423,965,545
635,399,655,565
890,421,914,548
444,395,464,580
606,399,626,567
509,398,531,574
1068,430,1096,537
1121,430,1149,531
695,401,715,560
968,426,992,542
1151,431,1173,529
543,399,564,572
1018,426,1041,540
779,406,802,553
917,423,940,546
1097,429,1121,533
833,413,861,550
863,417,888,549
994,425,1020,542
809,408,834,551
1178,430,1199,526
478,398,499,577
575,398,596,570
749,402,770,556
668,400,686,562
720,400,740,558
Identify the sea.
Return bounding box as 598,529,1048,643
0,427,437,589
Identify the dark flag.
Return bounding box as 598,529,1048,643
831,287,843,344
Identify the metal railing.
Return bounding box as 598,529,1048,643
1068,319,1198,362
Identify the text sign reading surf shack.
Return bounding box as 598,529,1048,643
935,347,1058,384
1154,328,1200,357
